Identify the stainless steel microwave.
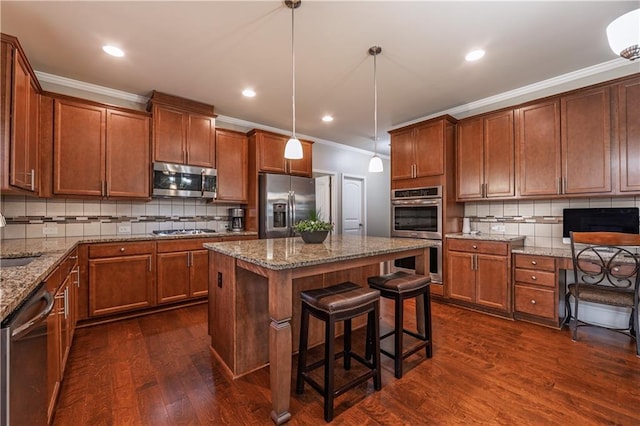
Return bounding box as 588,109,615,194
152,162,217,199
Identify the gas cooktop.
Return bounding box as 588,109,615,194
152,229,217,236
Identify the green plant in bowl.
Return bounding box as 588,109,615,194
294,211,333,243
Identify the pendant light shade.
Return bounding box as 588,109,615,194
368,45,383,173
284,0,304,160
606,8,640,60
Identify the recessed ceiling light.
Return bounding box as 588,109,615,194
322,115,333,122
465,49,485,61
242,89,256,98
102,45,124,57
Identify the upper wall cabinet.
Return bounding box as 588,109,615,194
52,96,150,199
560,86,611,195
456,110,515,201
390,116,456,182
248,129,313,177
148,91,216,168
1,33,41,194
215,129,248,203
616,75,640,193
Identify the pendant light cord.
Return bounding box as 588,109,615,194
373,49,378,153
291,4,296,138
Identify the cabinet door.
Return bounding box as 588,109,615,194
517,100,561,197
475,254,509,312
26,77,39,192
414,121,444,177
216,129,248,202
53,99,105,196
153,105,185,163
288,140,313,177
447,251,475,302
157,251,190,304
88,254,154,317
45,268,61,425
209,251,235,368
484,110,515,198
617,77,640,193
58,275,73,377
456,118,484,200
190,249,209,297
561,87,611,195
258,132,287,173
9,51,35,191
390,127,415,180
186,113,215,167
106,109,150,198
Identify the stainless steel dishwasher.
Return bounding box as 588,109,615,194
1,282,55,426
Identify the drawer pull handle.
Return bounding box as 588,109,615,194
531,275,537,280
530,299,536,305
120,247,125,252
472,245,477,249
531,260,537,265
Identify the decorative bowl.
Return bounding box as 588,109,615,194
299,230,329,244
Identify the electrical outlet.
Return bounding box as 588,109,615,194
42,226,58,235
491,224,506,232
118,225,131,234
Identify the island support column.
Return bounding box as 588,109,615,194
268,268,293,424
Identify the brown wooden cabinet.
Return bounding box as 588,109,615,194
456,110,515,200
1,33,41,194
45,266,62,425
215,128,248,202
616,75,640,193
513,254,563,328
53,96,150,198
390,116,455,182
156,238,220,304
516,99,562,197
561,86,611,195
87,241,155,317
446,238,521,315
249,129,313,177
148,91,216,167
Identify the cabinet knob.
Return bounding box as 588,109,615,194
531,260,537,265
530,299,537,305
613,267,620,272
472,245,477,249
531,275,537,280
120,247,125,252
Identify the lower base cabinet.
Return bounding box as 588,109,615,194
88,242,155,317
513,254,564,327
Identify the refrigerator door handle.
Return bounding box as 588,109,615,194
291,191,297,230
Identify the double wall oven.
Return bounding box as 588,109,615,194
391,186,443,283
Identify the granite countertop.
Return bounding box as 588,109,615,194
204,234,436,270
445,233,527,242
0,231,257,322
511,247,573,258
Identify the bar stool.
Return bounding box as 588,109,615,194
296,282,381,422
367,271,432,379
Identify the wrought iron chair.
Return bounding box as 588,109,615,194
567,231,640,356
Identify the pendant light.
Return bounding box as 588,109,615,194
606,8,640,60
368,46,383,173
284,0,303,159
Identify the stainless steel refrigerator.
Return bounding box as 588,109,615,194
259,173,316,238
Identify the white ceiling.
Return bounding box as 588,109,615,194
2,1,639,156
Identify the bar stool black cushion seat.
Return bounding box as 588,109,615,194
367,271,433,379
296,281,381,422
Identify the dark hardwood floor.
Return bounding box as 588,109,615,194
54,299,640,425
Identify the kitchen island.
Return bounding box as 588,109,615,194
204,234,434,424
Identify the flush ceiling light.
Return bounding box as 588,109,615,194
606,8,640,60
465,49,485,61
242,88,256,97
102,45,124,57
368,45,383,173
322,115,333,122
283,0,303,160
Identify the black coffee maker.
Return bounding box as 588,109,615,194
229,208,245,232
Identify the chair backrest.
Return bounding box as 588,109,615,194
570,231,640,292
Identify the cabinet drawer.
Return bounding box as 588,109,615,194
514,285,556,319
514,269,556,288
447,238,508,256
89,241,155,258
157,238,221,253
514,255,555,272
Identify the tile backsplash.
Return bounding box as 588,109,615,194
464,197,640,249
0,195,243,239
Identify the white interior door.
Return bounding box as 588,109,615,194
315,175,331,223
341,174,365,235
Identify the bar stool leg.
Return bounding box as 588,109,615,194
344,318,352,370
371,304,382,390
324,317,336,422
424,289,433,358
394,295,404,379
296,306,310,394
